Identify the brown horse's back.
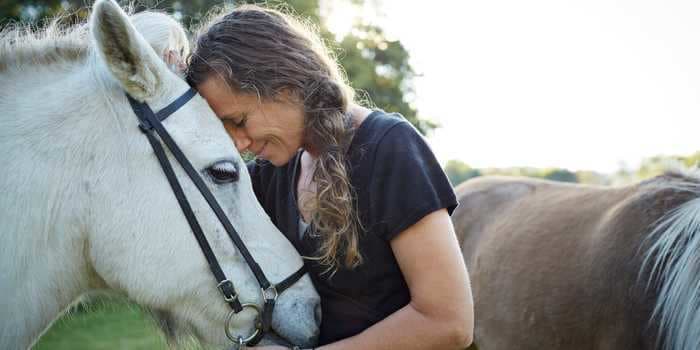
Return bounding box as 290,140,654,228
454,174,696,350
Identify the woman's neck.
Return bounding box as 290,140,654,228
348,103,372,128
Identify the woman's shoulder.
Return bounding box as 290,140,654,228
354,110,421,148
355,110,458,241
348,110,438,181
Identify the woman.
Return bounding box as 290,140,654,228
186,5,474,350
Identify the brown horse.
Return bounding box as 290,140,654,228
453,171,700,350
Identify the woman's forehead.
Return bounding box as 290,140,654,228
198,78,259,115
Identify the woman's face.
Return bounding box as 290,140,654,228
197,76,305,166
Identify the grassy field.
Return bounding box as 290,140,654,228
34,297,171,350
35,297,479,349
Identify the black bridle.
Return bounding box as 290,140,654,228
126,87,307,347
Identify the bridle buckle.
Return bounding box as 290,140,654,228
137,119,153,133
218,280,238,302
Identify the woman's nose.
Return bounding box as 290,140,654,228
231,128,252,152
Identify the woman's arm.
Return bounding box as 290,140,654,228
320,208,474,350
259,208,474,350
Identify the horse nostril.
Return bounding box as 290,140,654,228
314,302,322,326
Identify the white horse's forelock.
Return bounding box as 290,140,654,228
0,2,319,349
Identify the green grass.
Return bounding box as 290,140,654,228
34,298,170,350
35,297,479,349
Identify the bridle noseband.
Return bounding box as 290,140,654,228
126,88,307,347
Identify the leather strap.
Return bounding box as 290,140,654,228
275,264,307,293
136,96,274,289
127,92,244,312
155,88,197,121
248,264,307,345
126,88,308,346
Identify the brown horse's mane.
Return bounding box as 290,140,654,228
633,166,700,196
663,168,700,183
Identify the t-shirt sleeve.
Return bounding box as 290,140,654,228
368,121,458,241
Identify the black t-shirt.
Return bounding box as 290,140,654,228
247,111,458,345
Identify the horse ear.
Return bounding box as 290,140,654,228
90,0,165,100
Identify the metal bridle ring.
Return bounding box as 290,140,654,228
224,303,262,344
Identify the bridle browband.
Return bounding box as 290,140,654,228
126,87,307,347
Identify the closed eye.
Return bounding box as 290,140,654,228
206,160,239,184
232,116,247,128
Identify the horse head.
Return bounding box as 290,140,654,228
88,0,321,346
0,1,320,348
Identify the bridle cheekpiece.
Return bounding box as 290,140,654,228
126,88,307,347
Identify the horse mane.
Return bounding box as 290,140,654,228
658,164,700,194
0,17,90,72
0,5,184,73
629,159,700,195
664,166,700,184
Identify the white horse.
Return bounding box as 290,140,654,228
0,1,320,349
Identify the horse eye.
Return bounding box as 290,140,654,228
207,160,239,184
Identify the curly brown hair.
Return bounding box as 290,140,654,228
186,4,363,271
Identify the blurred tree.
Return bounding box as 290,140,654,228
336,23,433,133
1,0,431,133
613,155,687,185
575,170,610,185
0,1,87,25
542,168,577,183
682,151,700,167
481,166,541,178
635,155,679,180
628,152,700,182
444,160,481,186
474,166,586,183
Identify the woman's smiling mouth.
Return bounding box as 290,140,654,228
255,140,269,158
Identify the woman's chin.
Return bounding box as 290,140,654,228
268,157,287,167
266,153,297,167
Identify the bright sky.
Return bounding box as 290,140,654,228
323,0,700,173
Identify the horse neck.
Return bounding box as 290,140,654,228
0,58,118,350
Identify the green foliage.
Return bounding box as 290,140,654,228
541,168,577,183
444,159,598,187
683,151,700,167
241,0,321,22
575,170,610,185
480,166,544,178
635,155,676,180
0,1,88,26
610,151,700,184
444,160,481,186
1,1,57,23
443,151,700,188
336,24,433,134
